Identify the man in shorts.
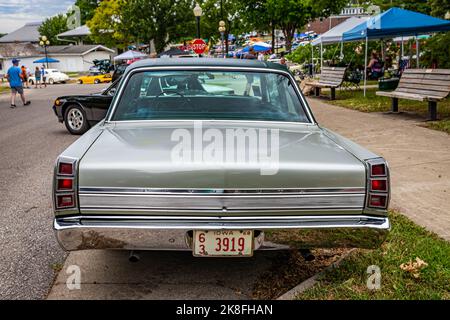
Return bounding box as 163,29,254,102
6,59,31,108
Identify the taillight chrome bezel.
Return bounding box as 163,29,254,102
53,157,78,212
365,158,390,212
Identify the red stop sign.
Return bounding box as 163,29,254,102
190,39,207,54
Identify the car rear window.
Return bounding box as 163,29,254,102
110,70,309,123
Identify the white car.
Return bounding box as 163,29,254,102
29,69,70,85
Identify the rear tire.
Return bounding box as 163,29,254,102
78,79,83,84
64,105,90,135
49,78,55,85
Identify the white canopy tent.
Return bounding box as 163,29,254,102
113,50,148,61
311,17,370,72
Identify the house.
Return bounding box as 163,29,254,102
39,45,115,72
0,22,42,43
0,44,115,74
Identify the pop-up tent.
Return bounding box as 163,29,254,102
113,50,147,61
33,57,60,64
312,17,369,71
242,41,271,53
342,7,450,96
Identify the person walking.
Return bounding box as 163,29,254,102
6,59,31,108
21,65,29,88
40,65,47,88
34,66,42,88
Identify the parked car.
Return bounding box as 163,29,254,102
53,58,390,257
52,80,118,135
77,72,113,84
28,69,69,85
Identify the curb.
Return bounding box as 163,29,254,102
276,248,357,300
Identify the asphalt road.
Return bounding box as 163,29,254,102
0,83,108,299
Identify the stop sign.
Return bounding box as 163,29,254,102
190,39,207,54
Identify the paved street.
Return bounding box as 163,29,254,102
0,84,107,299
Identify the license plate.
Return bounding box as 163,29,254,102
193,230,254,257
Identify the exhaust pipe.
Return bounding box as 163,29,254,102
129,250,140,263
299,249,315,261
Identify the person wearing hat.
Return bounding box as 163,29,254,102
6,58,30,108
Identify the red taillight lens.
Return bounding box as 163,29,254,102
58,162,73,175
371,164,386,176
369,194,387,208
371,179,387,192
57,178,73,191
56,194,74,208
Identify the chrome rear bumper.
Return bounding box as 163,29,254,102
54,215,390,251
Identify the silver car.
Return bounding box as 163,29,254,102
53,58,390,257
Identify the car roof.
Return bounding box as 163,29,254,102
126,57,288,73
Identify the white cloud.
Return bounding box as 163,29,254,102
0,0,75,33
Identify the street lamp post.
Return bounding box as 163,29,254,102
193,3,203,39
218,21,226,58
39,36,50,68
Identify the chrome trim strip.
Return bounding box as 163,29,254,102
79,187,366,195
57,214,388,225
78,193,365,211
105,65,316,125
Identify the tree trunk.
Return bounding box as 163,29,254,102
271,21,275,52
282,24,296,52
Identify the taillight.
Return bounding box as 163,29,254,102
366,159,389,210
54,158,77,210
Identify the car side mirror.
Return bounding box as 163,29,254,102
108,88,116,96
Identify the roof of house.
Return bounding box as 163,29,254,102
57,25,91,38
39,44,114,55
127,57,288,72
0,22,42,43
0,43,40,58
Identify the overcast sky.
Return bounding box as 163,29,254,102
0,0,75,33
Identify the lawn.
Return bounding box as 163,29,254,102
0,85,9,94
297,211,450,300
327,88,450,134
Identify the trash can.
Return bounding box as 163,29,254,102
378,77,400,91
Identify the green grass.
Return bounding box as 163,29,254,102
0,86,9,94
327,88,450,134
426,119,450,134
297,211,450,300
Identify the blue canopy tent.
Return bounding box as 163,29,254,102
241,42,272,53
33,57,60,64
342,7,450,96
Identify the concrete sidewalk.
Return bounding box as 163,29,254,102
308,98,450,241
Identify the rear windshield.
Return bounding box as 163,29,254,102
110,70,309,123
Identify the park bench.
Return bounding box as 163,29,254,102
376,69,450,120
307,67,346,100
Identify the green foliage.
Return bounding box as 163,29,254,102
429,0,450,18
87,0,128,49
421,32,450,69
75,0,99,25
38,14,69,45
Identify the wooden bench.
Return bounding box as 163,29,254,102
376,69,450,120
307,67,346,100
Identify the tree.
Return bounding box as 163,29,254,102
75,0,100,25
87,0,129,49
429,0,450,18
38,14,69,45
254,0,347,51
370,0,430,15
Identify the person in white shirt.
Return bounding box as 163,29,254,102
257,52,265,61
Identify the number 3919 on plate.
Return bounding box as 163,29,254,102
193,230,254,257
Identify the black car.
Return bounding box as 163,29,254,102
52,80,118,135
